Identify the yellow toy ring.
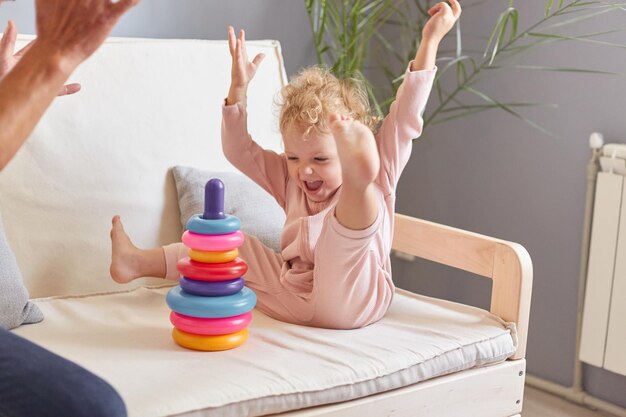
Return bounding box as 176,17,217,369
172,328,249,351
188,248,238,263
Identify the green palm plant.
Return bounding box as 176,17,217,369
304,0,399,116
305,0,626,135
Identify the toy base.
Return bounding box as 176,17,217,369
172,327,249,351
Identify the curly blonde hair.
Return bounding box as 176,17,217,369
278,66,380,136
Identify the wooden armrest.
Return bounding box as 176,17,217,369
392,213,533,359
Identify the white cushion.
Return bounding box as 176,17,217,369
14,288,517,417
0,213,43,329
0,37,287,298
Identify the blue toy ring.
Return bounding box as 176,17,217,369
166,286,256,318
180,277,245,297
186,214,241,235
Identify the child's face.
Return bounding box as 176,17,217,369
283,124,343,203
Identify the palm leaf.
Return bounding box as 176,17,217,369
461,86,553,135
431,102,558,125
542,7,617,30
441,103,558,113
528,32,626,49
498,65,624,75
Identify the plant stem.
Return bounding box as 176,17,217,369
306,1,326,66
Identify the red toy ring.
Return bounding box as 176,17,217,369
177,257,248,281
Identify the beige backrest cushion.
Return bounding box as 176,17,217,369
0,37,287,297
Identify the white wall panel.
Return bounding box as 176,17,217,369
605,179,626,375
580,172,624,368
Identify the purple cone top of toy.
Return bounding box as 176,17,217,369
203,178,226,220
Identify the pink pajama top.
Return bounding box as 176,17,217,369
165,65,435,329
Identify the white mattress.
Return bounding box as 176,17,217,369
13,286,517,417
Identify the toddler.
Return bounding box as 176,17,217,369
110,0,461,329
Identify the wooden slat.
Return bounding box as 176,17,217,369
393,214,497,277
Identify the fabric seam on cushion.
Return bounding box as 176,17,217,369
29,284,177,303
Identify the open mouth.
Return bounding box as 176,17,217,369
304,180,323,192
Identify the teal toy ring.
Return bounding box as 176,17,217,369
166,286,257,318
186,214,241,235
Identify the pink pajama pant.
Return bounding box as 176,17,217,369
163,216,394,329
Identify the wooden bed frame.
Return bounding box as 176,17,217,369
277,213,533,417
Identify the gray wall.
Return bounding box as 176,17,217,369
394,1,626,407
0,0,316,75
2,0,626,408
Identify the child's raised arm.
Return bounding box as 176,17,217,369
412,0,461,71
226,26,266,105
222,26,288,208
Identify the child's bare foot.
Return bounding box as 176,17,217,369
329,114,380,189
110,215,144,284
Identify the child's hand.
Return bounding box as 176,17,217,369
226,26,265,105
0,20,80,95
422,0,461,45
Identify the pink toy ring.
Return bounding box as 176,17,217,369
170,311,252,335
182,230,244,252
177,258,248,281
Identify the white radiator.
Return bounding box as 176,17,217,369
580,143,626,376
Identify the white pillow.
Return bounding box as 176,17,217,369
0,213,43,329
172,166,285,252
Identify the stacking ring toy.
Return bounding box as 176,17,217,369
182,230,244,252
166,286,256,318
188,248,238,264
172,327,248,351
186,214,241,235
180,277,244,297
177,258,248,281
170,311,252,335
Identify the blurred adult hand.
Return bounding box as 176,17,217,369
0,20,80,95
35,0,140,71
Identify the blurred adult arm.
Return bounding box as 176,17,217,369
0,0,140,171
